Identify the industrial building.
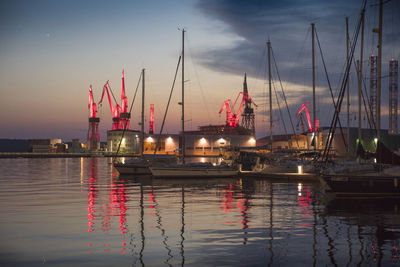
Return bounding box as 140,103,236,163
107,130,140,153
28,139,65,153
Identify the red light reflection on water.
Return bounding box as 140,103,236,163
109,179,128,254
372,244,377,262
222,184,233,213
87,161,97,233
86,158,128,254
149,190,155,216
221,183,249,230
297,183,312,225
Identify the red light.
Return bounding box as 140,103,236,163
219,91,256,128
149,104,155,134
297,102,318,132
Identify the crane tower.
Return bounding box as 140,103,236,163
88,85,100,151
149,104,154,134
241,73,256,135
119,70,131,130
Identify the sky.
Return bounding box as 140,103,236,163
0,0,399,141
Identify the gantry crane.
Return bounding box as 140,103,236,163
99,81,122,130
88,85,100,151
296,102,318,132
219,91,256,128
98,70,131,130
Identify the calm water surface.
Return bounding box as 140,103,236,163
0,158,399,266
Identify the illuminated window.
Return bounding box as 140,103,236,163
121,138,126,145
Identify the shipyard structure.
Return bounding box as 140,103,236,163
86,57,399,157
86,71,257,155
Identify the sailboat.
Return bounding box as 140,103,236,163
149,30,238,178
319,0,400,195
114,69,177,176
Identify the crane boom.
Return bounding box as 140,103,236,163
121,69,128,113
99,81,122,130
88,85,97,118
296,102,318,132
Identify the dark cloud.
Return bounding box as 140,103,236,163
195,0,400,133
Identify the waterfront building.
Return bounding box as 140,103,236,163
28,139,63,153
107,130,140,153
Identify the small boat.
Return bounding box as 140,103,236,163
150,162,238,178
114,157,150,175
114,154,177,175
322,171,400,196
320,142,400,196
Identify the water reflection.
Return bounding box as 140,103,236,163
322,197,400,266
87,159,97,234
4,158,399,266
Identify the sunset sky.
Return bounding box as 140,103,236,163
0,0,399,141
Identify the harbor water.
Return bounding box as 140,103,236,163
0,158,399,266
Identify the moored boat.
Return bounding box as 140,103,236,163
150,162,238,178
322,171,400,196
114,154,177,175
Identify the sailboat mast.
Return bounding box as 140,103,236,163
141,68,145,158
346,17,350,154
181,29,186,162
267,40,273,153
376,0,383,140
358,10,365,144
311,23,316,152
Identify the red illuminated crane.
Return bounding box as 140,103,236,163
88,85,97,118
296,102,318,132
219,91,256,128
119,69,130,130
149,104,154,134
88,85,100,151
99,81,122,130
98,70,131,131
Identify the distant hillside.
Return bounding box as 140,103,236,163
0,139,28,152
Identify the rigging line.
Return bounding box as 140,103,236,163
185,33,211,122
271,46,299,148
315,28,347,148
115,71,143,156
272,79,289,137
106,82,119,104
360,66,376,129
361,78,374,129
322,1,366,164
254,43,268,89
154,55,182,154
353,58,375,130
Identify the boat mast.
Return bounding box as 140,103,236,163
358,10,365,145
181,29,186,163
311,23,316,152
346,17,350,155
267,40,273,153
141,68,145,158
376,0,383,140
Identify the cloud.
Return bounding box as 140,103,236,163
195,0,400,133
